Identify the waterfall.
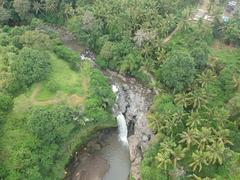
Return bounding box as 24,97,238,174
117,113,128,146
112,85,128,146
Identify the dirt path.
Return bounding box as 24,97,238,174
163,25,180,44
30,84,85,106
30,84,62,106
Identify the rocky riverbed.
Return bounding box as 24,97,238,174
40,25,155,180
106,70,154,180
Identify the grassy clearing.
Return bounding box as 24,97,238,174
36,53,84,100
209,40,240,65
13,53,90,114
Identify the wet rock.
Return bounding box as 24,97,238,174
108,75,154,180
123,84,129,91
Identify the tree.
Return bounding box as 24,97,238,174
190,150,209,172
13,0,31,20
27,105,74,144
206,141,225,165
156,152,172,171
32,1,44,15
174,92,190,108
12,47,50,87
196,70,216,88
19,30,52,50
186,111,205,128
180,128,199,149
197,127,214,151
133,28,155,47
190,43,208,70
212,128,233,146
159,50,196,92
171,145,186,168
0,93,13,112
0,7,11,24
188,89,209,110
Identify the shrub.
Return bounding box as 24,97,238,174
12,47,51,87
54,45,80,71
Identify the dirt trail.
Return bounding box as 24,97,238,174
163,25,180,44
30,84,62,106
30,84,85,106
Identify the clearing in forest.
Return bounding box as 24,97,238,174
13,53,90,114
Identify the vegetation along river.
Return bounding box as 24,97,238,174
45,26,154,180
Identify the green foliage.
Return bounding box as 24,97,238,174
46,80,59,93
27,106,75,144
54,45,80,71
13,0,31,21
19,30,52,50
0,93,13,112
85,68,115,122
223,19,240,46
12,47,51,88
159,50,197,92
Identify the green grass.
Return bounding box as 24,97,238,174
36,53,84,100
209,41,240,65
13,53,90,114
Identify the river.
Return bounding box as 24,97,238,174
42,25,154,180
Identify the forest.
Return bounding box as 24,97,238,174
1,0,240,179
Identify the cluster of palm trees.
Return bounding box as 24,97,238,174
148,67,235,178
155,125,232,177
174,70,216,110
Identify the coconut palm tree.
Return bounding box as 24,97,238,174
232,72,240,91
190,150,209,172
171,145,187,168
180,128,199,149
174,92,190,108
197,127,214,151
186,111,205,128
188,89,209,110
32,1,44,15
196,70,216,88
156,151,172,173
147,112,162,133
206,141,225,165
212,128,233,146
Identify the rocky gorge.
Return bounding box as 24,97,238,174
42,25,155,180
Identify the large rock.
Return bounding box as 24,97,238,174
108,71,154,180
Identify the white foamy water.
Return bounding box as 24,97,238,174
112,84,119,93
117,113,128,146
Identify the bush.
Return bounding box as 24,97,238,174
0,93,13,112
54,45,80,71
12,47,51,87
0,33,10,46
46,81,59,93
159,50,197,92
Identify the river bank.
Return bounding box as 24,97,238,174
40,25,155,180
64,129,130,180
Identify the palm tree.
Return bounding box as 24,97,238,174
32,1,44,15
212,107,229,128
232,72,240,91
171,145,186,168
180,128,199,149
197,127,214,151
147,113,162,133
196,70,216,88
174,92,190,108
188,89,209,110
212,128,233,146
206,141,225,165
186,111,205,128
160,138,176,154
190,150,209,172
156,151,172,176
